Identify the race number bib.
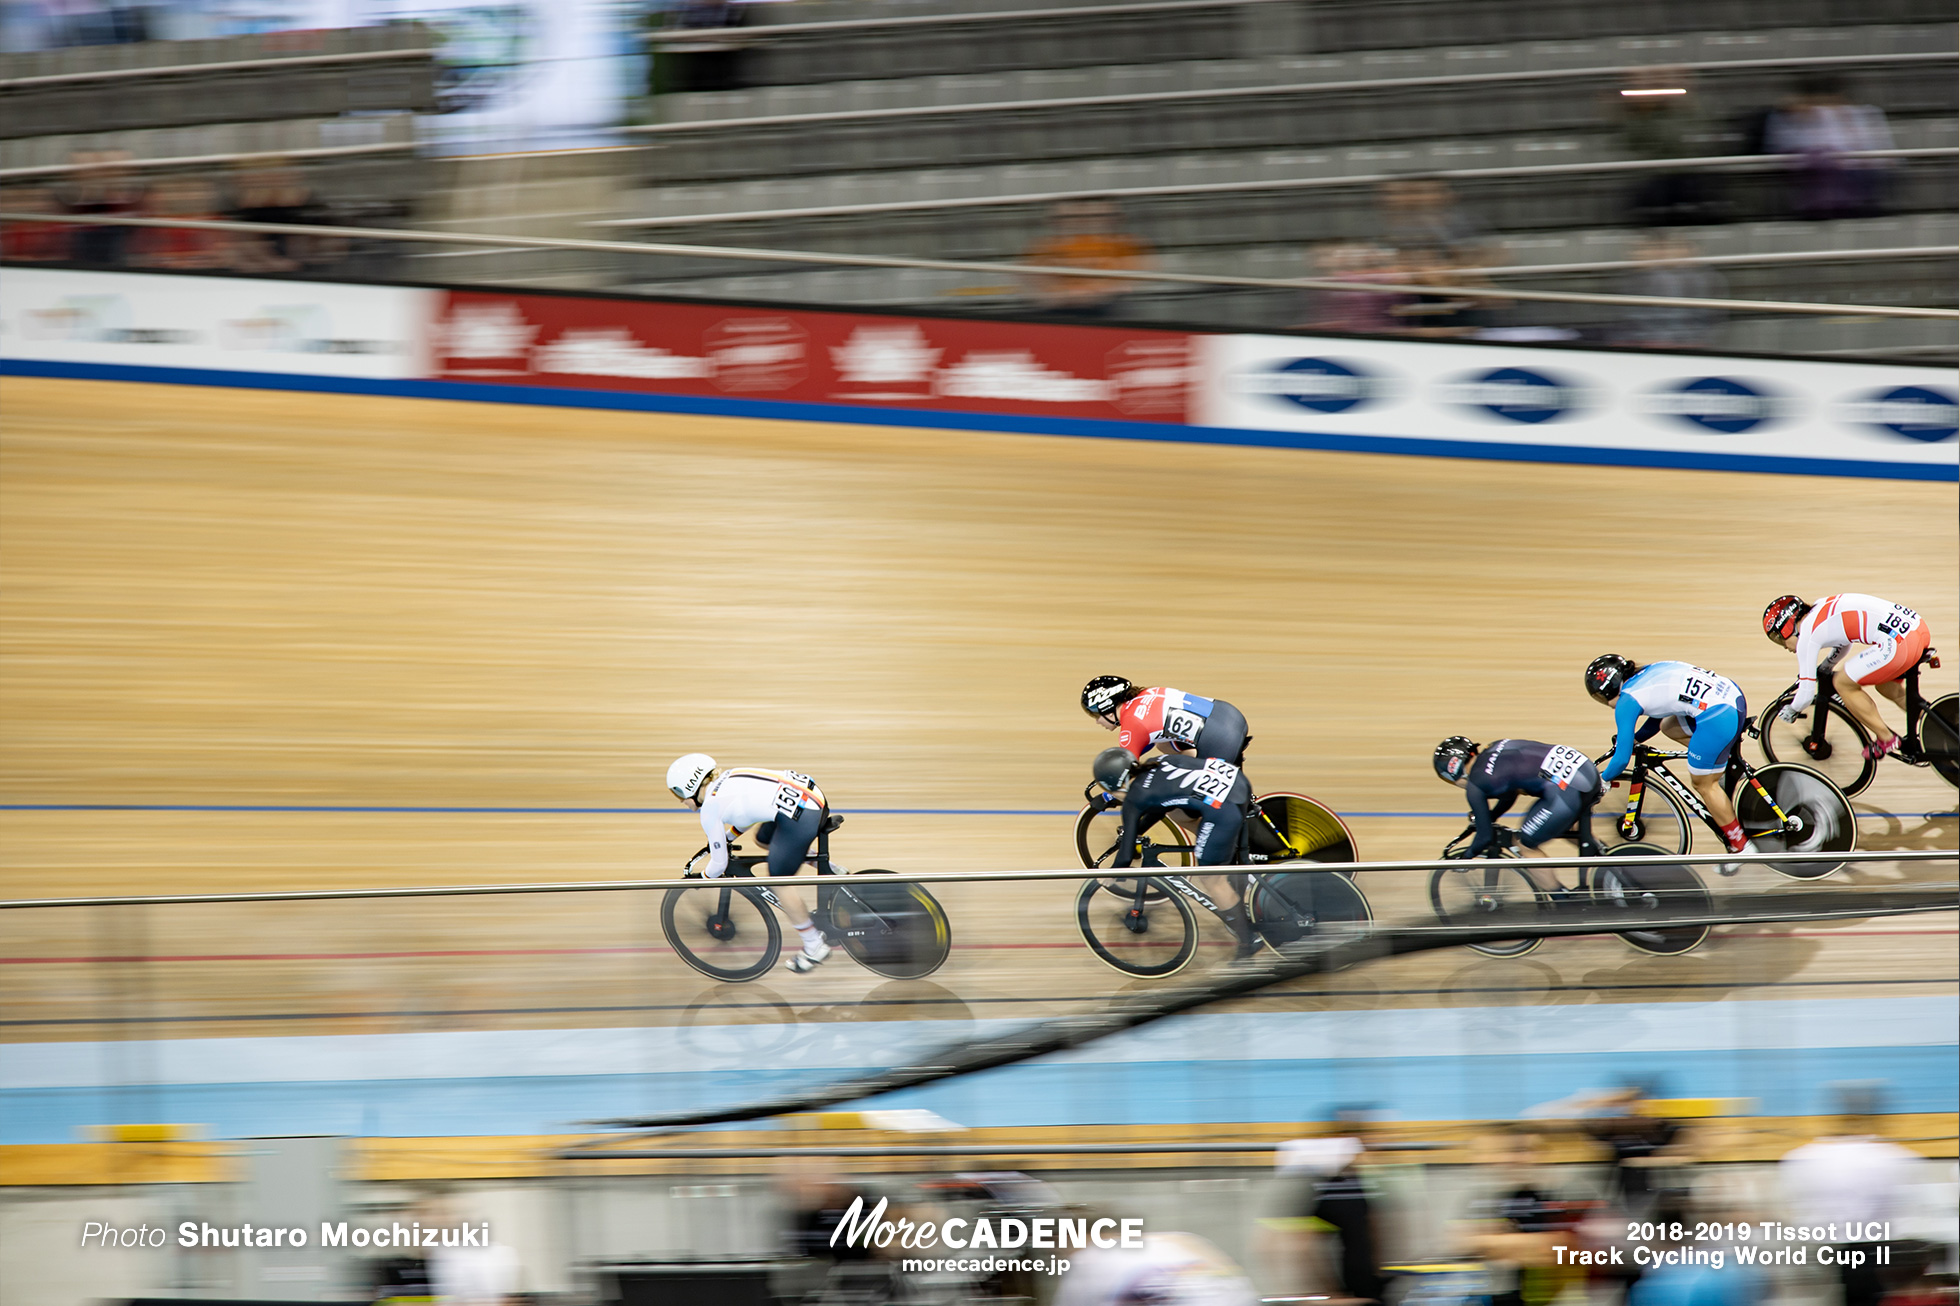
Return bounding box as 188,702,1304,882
1162,707,1207,744
775,769,817,819
1539,745,1588,791
1876,605,1919,639
1675,666,1735,711
1186,758,1240,808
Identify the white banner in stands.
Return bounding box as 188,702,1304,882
0,268,429,380
1195,334,1958,474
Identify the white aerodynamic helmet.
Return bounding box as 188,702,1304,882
666,753,717,802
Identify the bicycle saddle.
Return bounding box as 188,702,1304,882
1920,647,1941,670
822,813,845,833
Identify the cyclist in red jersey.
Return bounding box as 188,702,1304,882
1764,594,1936,760
1080,676,1251,765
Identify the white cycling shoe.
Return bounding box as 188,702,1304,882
785,938,832,973
1719,839,1760,877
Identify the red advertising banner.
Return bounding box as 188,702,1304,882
429,291,1193,423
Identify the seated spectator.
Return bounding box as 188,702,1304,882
1378,177,1486,262
1616,235,1727,349
56,150,145,267
1023,200,1152,319
228,160,324,274
1767,73,1896,220
1,185,74,263
1618,67,1723,226
1302,242,1399,334
129,177,230,272
1389,248,1483,338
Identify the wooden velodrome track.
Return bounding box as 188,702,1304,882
0,376,1954,1045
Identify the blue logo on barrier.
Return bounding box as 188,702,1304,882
1254,357,1381,413
1655,377,1782,434
1448,367,1577,424
1860,385,1958,442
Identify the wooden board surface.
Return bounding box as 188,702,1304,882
1,376,1954,1039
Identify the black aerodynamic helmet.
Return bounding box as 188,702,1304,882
1081,675,1134,718
1091,747,1137,793
1433,736,1480,783
1763,595,1809,645
1585,653,1636,704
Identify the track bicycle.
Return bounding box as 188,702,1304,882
1432,822,1709,957
661,814,951,982
1592,743,1855,879
1753,647,1958,796
1072,788,1370,978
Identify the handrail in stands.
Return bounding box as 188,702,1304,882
3,210,1956,318
0,46,439,91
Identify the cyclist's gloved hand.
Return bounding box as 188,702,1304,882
1778,706,1801,723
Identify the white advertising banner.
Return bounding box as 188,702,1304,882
0,268,430,380
1195,334,1957,477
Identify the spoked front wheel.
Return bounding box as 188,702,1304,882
1074,803,1194,875
1756,693,1875,796
1593,777,1693,855
1075,877,1197,978
1249,870,1372,949
827,871,952,980
1428,852,1550,958
662,882,783,982
1734,763,1856,879
1594,845,1711,956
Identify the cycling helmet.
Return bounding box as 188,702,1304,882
666,753,717,802
1091,747,1137,794
1584,654,1636,704
1081,675,1134,719
1433,736,1480,784
1763,595,1809,645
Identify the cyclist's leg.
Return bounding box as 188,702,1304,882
1515,790,1582,894
1839,626,1927,744
1192,806,1257,957
764,804,824,932
1195,700,1250,767
1686,703,1746,846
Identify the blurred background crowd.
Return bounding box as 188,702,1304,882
0,0,1953,358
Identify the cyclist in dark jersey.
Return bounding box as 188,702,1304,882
1094,746,1262,959
1434,736,1600,896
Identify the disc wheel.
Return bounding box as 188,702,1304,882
1923,694,1960,787
1734,763,1856,879
1757,691,1875,796
1428,850,1550,958
1594,846,1711,956
828,870,951,980
1249,870,1372,949
1253,792,1358,862
1593,776,1693,855
661,882,782,982
1075,877,1197,978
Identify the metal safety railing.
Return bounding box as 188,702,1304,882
593,147,1958,229
3,211,1954,320
1,848,1951,910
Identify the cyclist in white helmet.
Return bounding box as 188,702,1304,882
667,753,833,973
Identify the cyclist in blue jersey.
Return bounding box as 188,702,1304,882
1585,655,1758,866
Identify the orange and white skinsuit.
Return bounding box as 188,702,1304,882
1786,594,1931,716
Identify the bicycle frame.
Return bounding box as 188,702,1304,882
704,825,906,946
1608,746,1801,843
1754,655,1942,763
